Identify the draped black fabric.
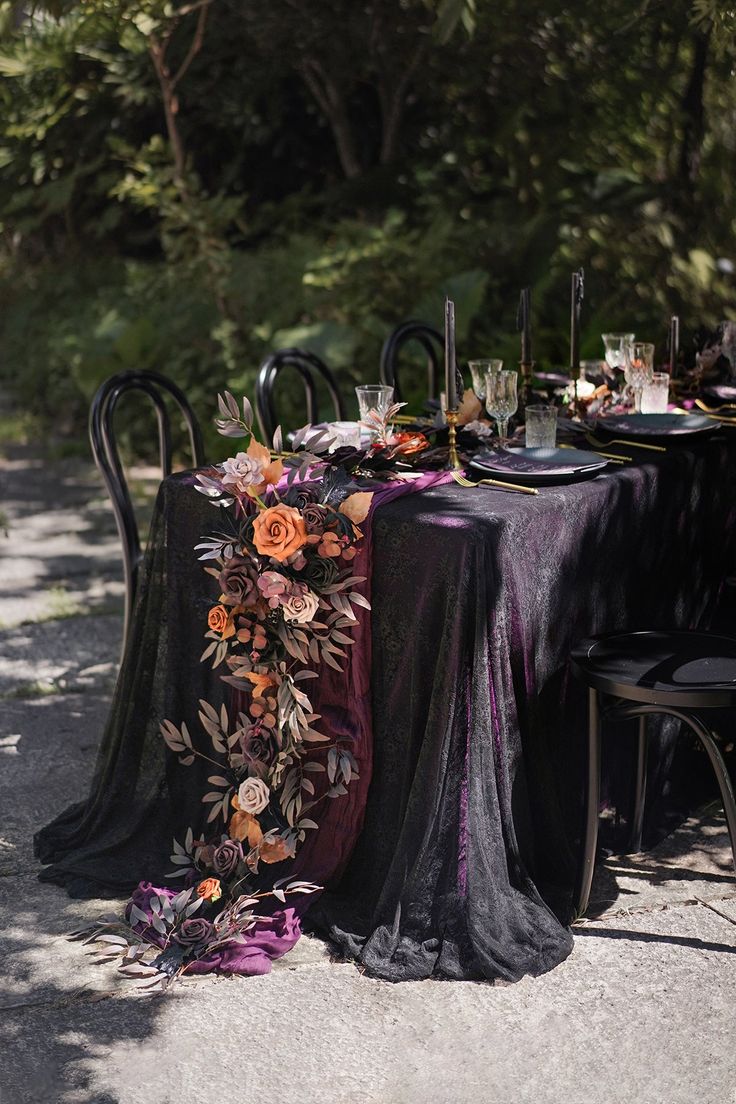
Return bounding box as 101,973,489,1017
36,433,736,982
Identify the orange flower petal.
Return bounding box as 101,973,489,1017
246,438,272,465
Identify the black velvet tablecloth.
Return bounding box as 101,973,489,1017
36,431,736,983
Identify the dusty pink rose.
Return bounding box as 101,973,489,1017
238,776,270,814
220,439,283,498
221,452,267,496
281,585,319,624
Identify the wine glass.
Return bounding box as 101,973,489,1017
468,359,503,401
602,333,635,378
485,369,518,447
624,342,654,413
355,384,394,439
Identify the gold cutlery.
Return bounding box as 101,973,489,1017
451,470,538,495
559,443,625,464
392,413,432,425
585,432,664,454
672,405,734,425
695,398,736,415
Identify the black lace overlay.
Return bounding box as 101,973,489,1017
36,436,736,982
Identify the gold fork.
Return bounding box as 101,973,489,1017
695,398,736,415
451,470,538,495
585,432,664,454
559,443,625,464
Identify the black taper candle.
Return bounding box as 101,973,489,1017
518,287,532,365
570,268,584,374
445,296,457,410
669,315,680,377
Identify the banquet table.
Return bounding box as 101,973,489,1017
36,429,736,983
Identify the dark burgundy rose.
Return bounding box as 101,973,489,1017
240,724,276,768
218,554,258,605
290,486,319,511
212,839,243,878
300,554,339,590
174,917,214,947
302,503,328,535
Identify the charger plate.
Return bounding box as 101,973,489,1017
469,446,608,486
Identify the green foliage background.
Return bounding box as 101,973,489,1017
0,0,735,455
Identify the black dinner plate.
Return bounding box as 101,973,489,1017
470,446,608,486
594,413,719,440
702,384,736,405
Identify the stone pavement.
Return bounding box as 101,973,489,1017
1,449,736,1104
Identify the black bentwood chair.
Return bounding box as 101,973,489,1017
571,630,736,917
255,347,346,442
90,369,205,654
379,320,443,404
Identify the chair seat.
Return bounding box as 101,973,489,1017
571,630,736,709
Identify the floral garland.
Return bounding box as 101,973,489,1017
71,393,430,990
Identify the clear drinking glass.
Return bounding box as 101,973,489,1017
327,421,363,450
485,369,518,447
525,404,557,448
719,321,736,379
624,342,655,413
602,333,635,374
468,359,503,401
355,384,394,425
640,371,669,414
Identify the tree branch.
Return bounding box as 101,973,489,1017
172,0,211,90
300,59,362,179
377,39,427,166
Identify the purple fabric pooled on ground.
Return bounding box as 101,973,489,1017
126,881,302,975
185,908,302,975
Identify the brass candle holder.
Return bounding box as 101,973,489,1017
445,409,463,470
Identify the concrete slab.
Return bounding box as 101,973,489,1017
591,805,736,916
1,901,735,1104
0,450,159,628
0,691,112,874
0,616,122,698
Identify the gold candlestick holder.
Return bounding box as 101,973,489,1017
445,409,463,470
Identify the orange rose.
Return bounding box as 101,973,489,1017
389,431,429,457
252,504,307,562
196,877,222,902
207,604,235,639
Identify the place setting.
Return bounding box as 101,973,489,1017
290,277,733,503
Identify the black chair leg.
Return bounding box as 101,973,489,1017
629,715,647,853
575,688,602,918
684,712,736,876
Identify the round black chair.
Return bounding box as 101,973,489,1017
570,630,736,917
255,347,346,442
379,320,443,404
90,370,205,655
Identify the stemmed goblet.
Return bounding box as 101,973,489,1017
485,369,518,447
624,342,655,413
602,333,635,379
468,359,503,402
